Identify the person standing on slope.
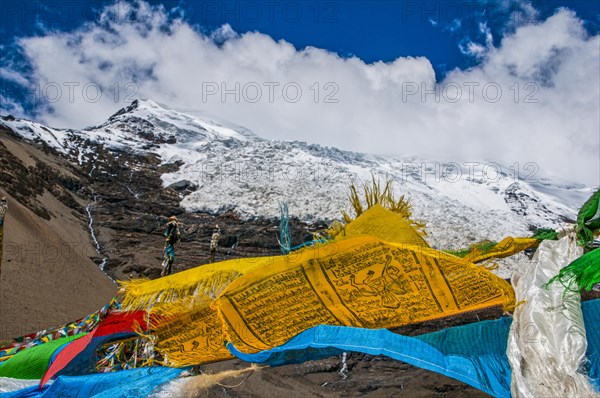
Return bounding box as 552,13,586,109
161,216,180,277
209,224,220,263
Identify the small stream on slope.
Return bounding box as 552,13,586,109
85,191,110,276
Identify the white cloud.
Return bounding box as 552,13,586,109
444,19,462,33
460,22,494,58
0,95,25,117
2,1,599,186
477,0,540,32
505,1,540,31
0,67,30,86
210,23,239,43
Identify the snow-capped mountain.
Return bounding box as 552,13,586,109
1,99,593,273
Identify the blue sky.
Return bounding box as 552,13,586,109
1,1,598,80
0,0,599,185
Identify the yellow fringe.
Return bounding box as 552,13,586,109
119,257,275,311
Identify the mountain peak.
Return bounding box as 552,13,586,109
108,98,163,120
99,98,256,143
107,99,139,120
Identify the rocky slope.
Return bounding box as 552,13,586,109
0,130,117,341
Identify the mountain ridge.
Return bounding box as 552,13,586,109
1,99,594,280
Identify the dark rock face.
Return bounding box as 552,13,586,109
87,148,314,281
504,182,574,227
0,134,86,220
167,179,197,193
